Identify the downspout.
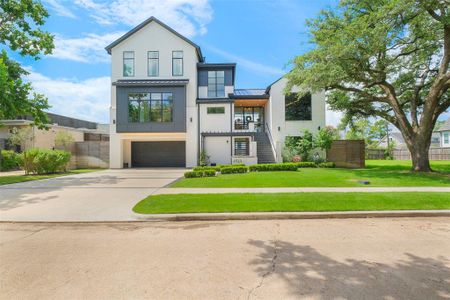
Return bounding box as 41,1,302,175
230,101,233,164
197,102,200,166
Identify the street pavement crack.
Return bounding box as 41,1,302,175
247,223,280,299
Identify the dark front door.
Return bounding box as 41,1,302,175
131,141,186,167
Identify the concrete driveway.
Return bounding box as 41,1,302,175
0,168,185,222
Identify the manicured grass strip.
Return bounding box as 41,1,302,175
0,169,103,185
172,160,450,188
133,192,450,214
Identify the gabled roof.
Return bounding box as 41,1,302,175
435,118,450,132
105,16,204,62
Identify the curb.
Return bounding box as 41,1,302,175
134,210,450,222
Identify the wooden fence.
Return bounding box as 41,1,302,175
366,148,386,159
393,148,450,160
74,141,109,168
326,140,365,168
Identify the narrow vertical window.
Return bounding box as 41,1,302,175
148,51,159,76
207,70,225,97
123,51,134,77
172,51,183,76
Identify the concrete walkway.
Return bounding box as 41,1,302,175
155,186,450,194
0,168,185,222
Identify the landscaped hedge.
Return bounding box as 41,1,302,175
249,163,298,172
184,169,217,178
295,162,317,168
318,162,336,168
220,166,248,174
19,148,71,175
0,150,20,171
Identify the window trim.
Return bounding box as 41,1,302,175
172,50,183,76
123,51,135,77
127,92,173,123
147,51,159,77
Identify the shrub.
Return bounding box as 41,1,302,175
249,163,298,172
19,148,71,175
184,169,217,178
193,166,220,172
295,162,317,168
0,150,20,171
220,166,248,174
318,162,336,168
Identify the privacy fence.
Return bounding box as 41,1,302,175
393,148,450,160
326,140,365,168
62,141,109,169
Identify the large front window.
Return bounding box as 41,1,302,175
172,51,183,76
123,51,134,77
285,93,312,121
207,71,225,97
234,106,264,131
128,92,173,123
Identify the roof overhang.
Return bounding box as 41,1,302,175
113,79,189,87
105,16,204,63
196,98,233,104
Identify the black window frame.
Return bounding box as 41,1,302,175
234,137,250,156
128,92,173,123
207,70,225,97
123,51,135,77
207,107,225,114
285,93,312,121
172,50,183,76
147,51,159,77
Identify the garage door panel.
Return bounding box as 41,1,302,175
131,141,185,167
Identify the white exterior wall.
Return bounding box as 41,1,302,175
109,21,199,168
267,77,326,162
204,136,231,165
199,103,232,133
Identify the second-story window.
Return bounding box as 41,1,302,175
285,93,312,121
172,51,183,76
123,51,134,77
148,51,159,77
207,71,225,97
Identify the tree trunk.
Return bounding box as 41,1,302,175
407,136,432,172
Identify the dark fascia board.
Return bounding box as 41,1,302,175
113,79,189,87
228,94,270,99
202,132,256,137
105,16,204,62
197,63,237,86
196,98,233,104
265,74,286,93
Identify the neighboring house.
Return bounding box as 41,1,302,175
378,131,441,149
435,118,450,148
107,17,325,168
0,113,108,151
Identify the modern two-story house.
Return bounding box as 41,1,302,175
106,17,325,168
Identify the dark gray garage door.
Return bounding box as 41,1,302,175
131,141,186,167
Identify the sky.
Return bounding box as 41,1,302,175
9,0,343,124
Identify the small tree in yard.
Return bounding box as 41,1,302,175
8,127,33,151
286,0,450,172
315,126,340,151
297,130,314,161
54,131,75,151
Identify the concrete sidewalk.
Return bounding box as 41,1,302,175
155,186,450,194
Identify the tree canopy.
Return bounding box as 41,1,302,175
0,0,54,127
286,0,449,171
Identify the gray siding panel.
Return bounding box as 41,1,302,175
131,141,186,167
198,69,233,86
116,86,186,133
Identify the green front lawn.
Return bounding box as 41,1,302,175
0,169,103,185
133,192,450,214
172,160,450,188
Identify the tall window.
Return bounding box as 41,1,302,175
172,51,183,76
444,132,449,144
285,93,312,121
123,51,134,77
128,92,173,123
148,51,159,76
207,71,225,97
234,138,249,156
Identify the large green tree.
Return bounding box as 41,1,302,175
0,0,54,127
286,0,449,172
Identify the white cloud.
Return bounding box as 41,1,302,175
26,69,110,123
52,32,125,63
73,0,213,38
205,45,285,77
44,0,76,18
